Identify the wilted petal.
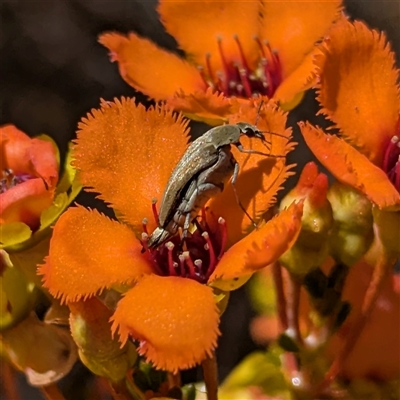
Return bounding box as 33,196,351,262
39,206,153,302
300,122,400,209
112,274,220,373
99,33,205,100
74,98,189,232
315,18,400,165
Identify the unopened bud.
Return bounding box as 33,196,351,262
279,163,333,276
69,297,137,382
327,181,373,265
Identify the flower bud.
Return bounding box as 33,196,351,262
327,181,373,266
1,312,77,386
0,125,81,252
69,297,137,383
279,162,333,276
0,250,39,331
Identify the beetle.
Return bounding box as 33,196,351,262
146,122,280,249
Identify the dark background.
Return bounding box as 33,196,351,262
1,1,399,399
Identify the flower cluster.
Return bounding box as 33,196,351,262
2,1,399,400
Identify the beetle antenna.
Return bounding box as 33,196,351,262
260,130,289,139
254,99,264,127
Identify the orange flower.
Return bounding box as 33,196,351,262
0,125,58,230
99,0,342,123
298,19,400,387
39,98,303,372
299,18,400,210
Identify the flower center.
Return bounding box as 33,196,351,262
382,117,400,191
198,35,282,98
141,207,227,284
1,169,34,193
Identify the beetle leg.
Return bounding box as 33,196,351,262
231,161,257,228
182,212,191,239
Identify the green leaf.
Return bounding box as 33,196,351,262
0,223,32,248
0,252,38,331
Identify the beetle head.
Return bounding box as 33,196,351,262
236,122,266,142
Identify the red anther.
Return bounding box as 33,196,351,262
182,251,197,279
217,217,227,260
151,198,159,225
142,218,148,235
165,242,177,276
202,232,216,276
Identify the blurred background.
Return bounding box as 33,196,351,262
0,0,399,398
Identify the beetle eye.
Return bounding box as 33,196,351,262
243,127,256,137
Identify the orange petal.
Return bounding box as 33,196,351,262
74,98,189,232
209,98,296,246
158,0,261,73
39,206,153,302
261,0,342,78
300,122,400,209
0,125,58,188
99,33,205,100
111,274,220,373
166,88,232,126
315,18,400,165
209,201,303,282
274,51,316,106
0,179,53,229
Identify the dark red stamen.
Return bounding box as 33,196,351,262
201,232,217,270
178,254,186,276
234,34,251,72
142,218,148,235
200,35,282,99
205,53,216,88
143,204,228,283
182,251,197,279
237,64,253,98
165,242,177,276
